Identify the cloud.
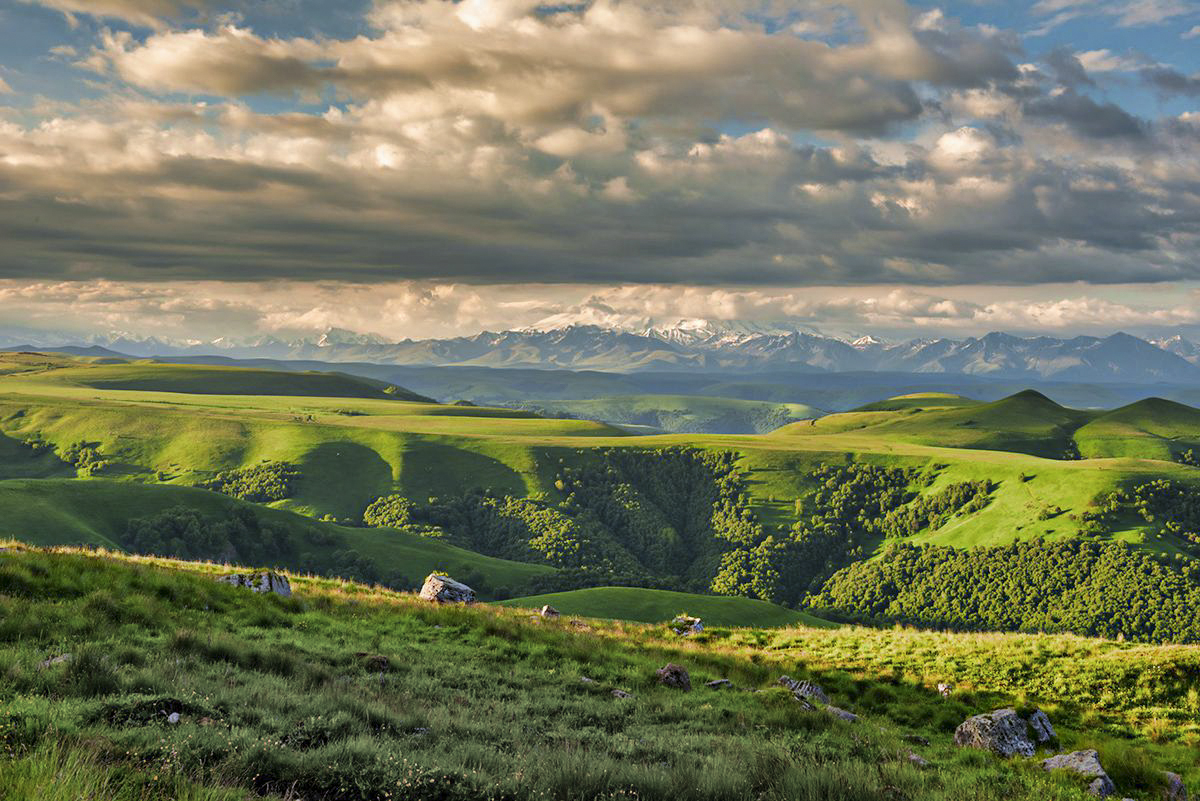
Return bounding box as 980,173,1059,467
1023,89,1147,138
1185,24,1200,38
1076,49,1142,73
22,0,206,27
1029,0,1192,33
89,26,325,94
1140,65,1200,96
0,77,12,94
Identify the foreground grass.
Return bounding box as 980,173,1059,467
1,545,1193,801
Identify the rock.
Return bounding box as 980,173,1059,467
167,712,181,725
539,605,560,618
579,676,598,685
826,706,859,723
1042,750,1114,797
705,679,734,690
216,571,292,597
656,663,691,691
777,675,830,705
937,682,955,697
1027,708,1056,743
907,752,931,769
954,708,1038,758
418,574,475,604
904,733,931,747
569,620,591,630
1164,771,1188,801
359,654,390,673
37,653,72,670
612,689,633,699
670,615,704,636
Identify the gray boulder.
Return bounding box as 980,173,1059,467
1027,708,1056,743
1164,772,1188,801
705,679,733,690
955,708,1044,758
216,571,292,597
778,675,830,705
419,574,475,604
1042,750,1114,797
657,663,691,691
539,605,560,618
826,706,859,723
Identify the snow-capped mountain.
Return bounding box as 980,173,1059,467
1152,336,1200,366
6,324,1200,384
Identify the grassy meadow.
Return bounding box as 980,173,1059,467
2,545,1196,801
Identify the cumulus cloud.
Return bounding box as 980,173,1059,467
0,0,1194,296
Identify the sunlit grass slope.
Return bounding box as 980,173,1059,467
3,546,1197,801
1074,398,1200,460
0,478,552,595
495,586,834,628
29,360,436,402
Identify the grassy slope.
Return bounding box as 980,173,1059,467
1074,398,1200,460
2,547,1196,801
508,395,822,434
35,360,436,403
2,364,1199,558
495,586,833,628
0,478,551,594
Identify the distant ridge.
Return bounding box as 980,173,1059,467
5,328,1200,384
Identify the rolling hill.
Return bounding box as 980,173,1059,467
34,360,434,402
496,586,833,628
505,395,823,434
0,478,553,596
1074,398,1200,460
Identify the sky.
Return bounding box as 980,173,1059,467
0,0,1198,342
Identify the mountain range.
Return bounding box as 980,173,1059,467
5,322,1200,384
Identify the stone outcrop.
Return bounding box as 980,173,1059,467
1164,771,1188,801
705,679,733,690
539,605,560,618
954,708,1053,758
657,663,691,691
419,574,475,604
826,706,859,723
670,615,704,636
216,571,292,597
1042,750,1115,797
778,676,830,705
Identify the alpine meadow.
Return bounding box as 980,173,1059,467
4,0,1200,799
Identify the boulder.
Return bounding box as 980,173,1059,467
37,653,72,670
216,571,292,597
955,708,1043,758
539,605,560,618
419,574,475,604
826,706,859,723
705,679,734,690
670,615,703,636
1042,750,1114,797
937,682,955,697
612,689,633,699
1027,708,1056,743
778,675,830,705
907,752,931,769
1164,772,1188,801
904,733,931,747
657,663,692,691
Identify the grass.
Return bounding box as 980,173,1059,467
2,545,1193,801
495,587,834,628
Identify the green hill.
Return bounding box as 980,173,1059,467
782,390,1098,459
1074,398,1200,461
40,361,434,402
506,395,823,434
496,586,833,628
0,478,552,596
